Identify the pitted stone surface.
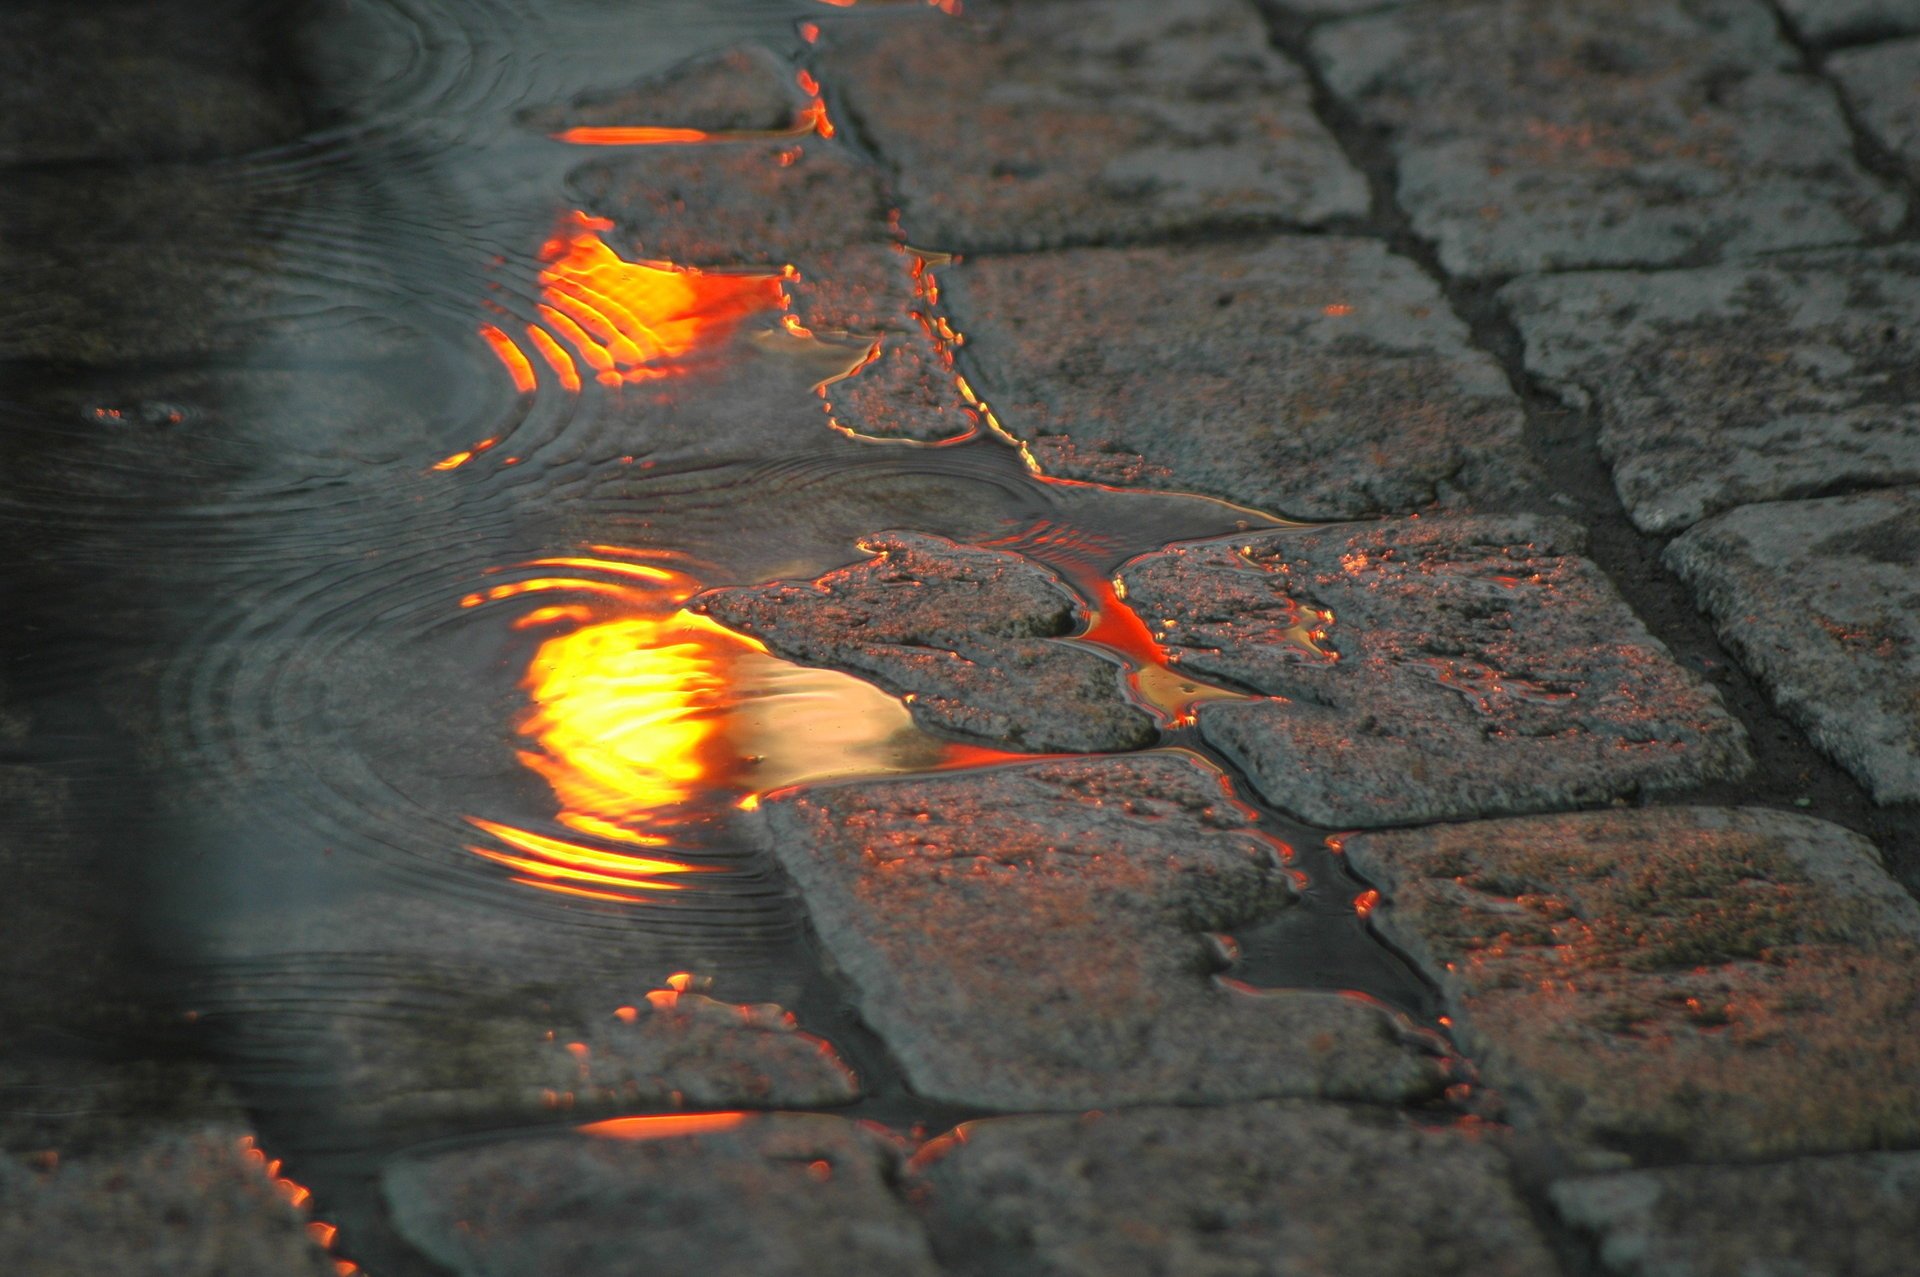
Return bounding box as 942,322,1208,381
1553,1153,1920,1277
696,532,1156,753
0,1126,340,1276
944,240,1537,520
1346,807,1920,1163
1310,0,1904,276
1121,518,1752,827
754,753,1443,1109
1831,37,1920,182
1778,0,1920,44
520,45,803,136
915,1101,1554,1277
1666,487,1920,804
1504,248,1920,534
385,1115,938,1277
818,0,1367,251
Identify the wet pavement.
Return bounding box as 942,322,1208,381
3,0,1919,1274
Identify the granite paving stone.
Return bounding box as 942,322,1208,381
1553,1152,1920,1277
1666,487,1920,804
1120,517,1753,827
385,1114,939,1277
1310,0,1904,276
817,0,1367,252
1831,36,1920,182
1345,807,1920,1164
0,1125,340,1277
696,532,1157,753
1504,248,1920,534
1778,0,1920,45
753,752,1445,1109
915,1101,1556,1277
519,44,805,137
942,239,1538,520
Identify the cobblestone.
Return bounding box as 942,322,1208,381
1310,0,1903,275
1504,248,1920,533
1666,487,1920,804
942,239,1537,520
1778,0,1920,45
916,1101,1554,1277
818,0,1366,252
1345,807,1920,1164
1121,517,1751,826
1831,37,1920,182
519,44,802,136
754,753,1443,1109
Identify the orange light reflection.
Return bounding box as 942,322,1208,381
580,1112,750,1140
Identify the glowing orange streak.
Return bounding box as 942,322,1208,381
466,845,687,891
525,323,582,391
538,305,617,372
479,324,537,393
462,579,665,608
554,126,715,145
432,450,474,471
580,1113,749,1140
467,816,708,874
525,557,685,583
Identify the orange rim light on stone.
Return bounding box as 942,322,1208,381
580,1112,751,1140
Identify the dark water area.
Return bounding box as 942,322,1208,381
1,1,1442,1268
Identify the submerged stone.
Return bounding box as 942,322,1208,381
916,1102,1554,1277
385,1115,938,1277
696,532,1157,753
1666,487,1920,804
1505,248,1920,534
942,239,1537,520
753,753,1444,1109
1121,517,1752,827
520,45,804,137
1345,807,1920,1163
1832,37,1920,183
1310,0,1904,275
816,0,1367,251
1553,1152,1920,1277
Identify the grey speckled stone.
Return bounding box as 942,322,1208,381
943,240,1538,521
1346,807,1920,1164
1779,0,1920,44
916,1101,1555,1277
1553,1152,1920,1277
0,1126,340,1277
1121,517,1752,827
1832,37,1920,182
755,753,1444,1109
696,532,1156,753
819,0,1367,252
519,44,805,136
1311,0,1904,276
1666,487,1920,804
385,1115,938,1277
1504,248,1920,534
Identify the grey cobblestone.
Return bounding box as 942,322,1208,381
1831,37,1920,182
1779,0,1920,46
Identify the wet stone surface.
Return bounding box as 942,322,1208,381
1310,0,1904,275
1346,807,1920,1164
943,239,1538,521
385,1115,938,1277
696,532,1156,753
1121,517,1752,827
1666,487,1920,804
753,753,1444,1110
0,1126,339,1277
1778,0,1920,45
917,1101,1554,1277
818,0,1367,252
1504,247,1920,534
1831,37,1920,183
519,44,804,136
1553,1151,1920,1277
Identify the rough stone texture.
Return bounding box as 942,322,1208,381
1666,488,1920,804
1311,0,1904,276
520,44,804,136
943,239,1538,520
1831,37,1920,181
0,1126,340,1277
331,985,860,1128
917,1102,1555,1277
385,1115,938,1277
1121,518,1753,827
696,532,1157,753
819,0,1368,252
1345,807,1920,1163
1504,248,1920,534
1779,0,1920,45
1553,1152,1920,1277
754,753,1444,1109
